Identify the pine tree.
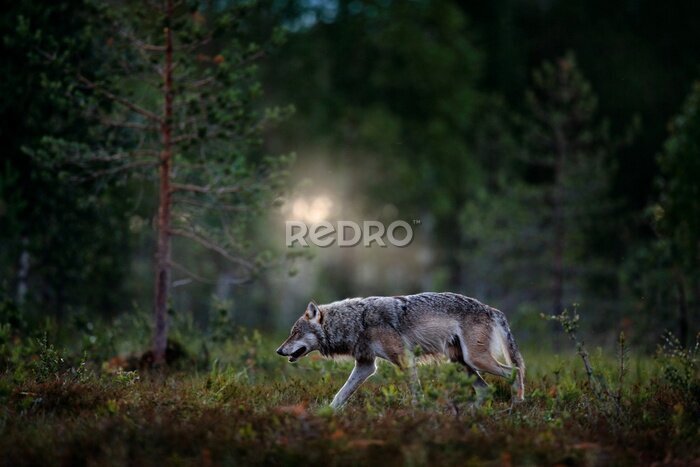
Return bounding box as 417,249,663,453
521,53,616,315
1,0,134,318
461,54,618,326
652,81,700,344
34,0,291,363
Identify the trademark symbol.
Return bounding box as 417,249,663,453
412,219,421,225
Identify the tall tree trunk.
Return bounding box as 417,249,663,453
673,268,689,346
552,128,566,315
153,0,174,364
552,192,564,314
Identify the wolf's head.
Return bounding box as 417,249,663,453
276,301,323,363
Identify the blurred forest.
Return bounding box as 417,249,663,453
1,0,699,353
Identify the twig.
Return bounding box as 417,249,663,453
169,260,216,284
100,119,159,131
174,197,249,213
77,73,162,123
169,228,253,270
72,159,156,181
170,183,242,195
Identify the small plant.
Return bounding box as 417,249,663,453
542,306,625,422
658,331,699,394
209,297,236,343
31,334,92,384
112,369,140,387
32,333,64,383
380,383,402,405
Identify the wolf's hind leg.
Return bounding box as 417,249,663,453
448,339,489,400
330,359,376,410
464,365,488,390
468,349,524,403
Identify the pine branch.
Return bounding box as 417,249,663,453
170,183,242,195
171,260,252,286
184,76,216,89
70,159,157,182
169,228,253,270
77,73,162,123
99,119,160,131
175,197,249,213
179,35,213,52
169,260,216,284
66,152,158,170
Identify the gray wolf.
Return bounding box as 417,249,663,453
276,292,525,409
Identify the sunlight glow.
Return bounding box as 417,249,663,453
290,195,333,223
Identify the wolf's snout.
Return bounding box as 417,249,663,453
276,346,286,356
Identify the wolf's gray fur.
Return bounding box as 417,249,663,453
276,292,525,409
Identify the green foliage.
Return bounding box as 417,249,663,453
461,55,622,331
658,332,699,396
27,1,294,287
655,83,700,269
0,322,698,465
624,82,700,346
0,0,133,319
209,296,237,343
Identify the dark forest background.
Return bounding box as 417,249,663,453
1,0,699,353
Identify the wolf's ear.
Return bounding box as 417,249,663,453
305,301,322,323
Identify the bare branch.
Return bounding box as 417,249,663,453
77,73,162,123
175,197,249,213
68,149,159,165
169,228,253,270
67,159,157,183
170,183,242,195
86,159,157,178
237,49,265,68
170,133,197,144
172,278,192,288
169,261,216,284
184,76,215,89
100,119,160,131
169,260,252,286
179,35,213,52
132,39,166,52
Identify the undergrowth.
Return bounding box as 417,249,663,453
0,306,698,466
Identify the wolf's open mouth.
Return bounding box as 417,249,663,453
288,346,307,363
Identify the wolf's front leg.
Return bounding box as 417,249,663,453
330,359,376,410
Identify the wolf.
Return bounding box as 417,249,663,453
276,292,525,409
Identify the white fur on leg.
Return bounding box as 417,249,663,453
330,359,376,410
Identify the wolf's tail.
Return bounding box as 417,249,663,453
499,317,525,401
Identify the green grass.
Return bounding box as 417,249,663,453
0,332,698,466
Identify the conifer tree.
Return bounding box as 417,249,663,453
651,82,700,344
36,0,291,363
462,54,618,322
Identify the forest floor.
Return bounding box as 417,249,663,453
1,331,699,466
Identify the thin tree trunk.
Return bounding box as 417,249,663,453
673,269,689,346
153,0,174,364
553,190,565,314
552,128,566,315
15,236,30,305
